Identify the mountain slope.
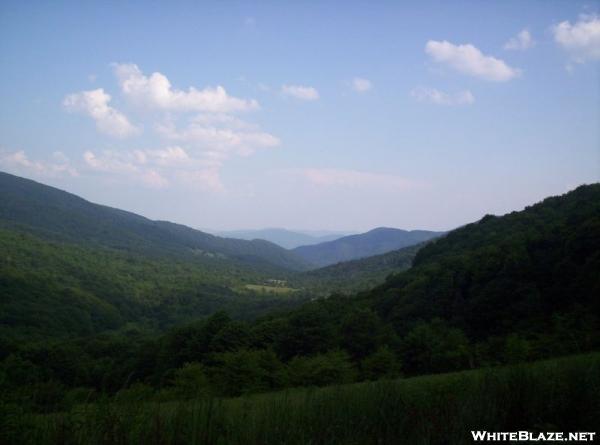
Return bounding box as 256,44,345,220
0,226,311,339
363,184,600,340
292,227,443,268
0,172,310,271
215,228,349,249
291,243,424,295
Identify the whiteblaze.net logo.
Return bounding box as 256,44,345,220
471,431,597,442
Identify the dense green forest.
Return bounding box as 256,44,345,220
0,228,314,340
0,225,424,340
1,178,599,443
2,184,599,407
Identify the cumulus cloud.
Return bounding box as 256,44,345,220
425,40,521,81
351,77,372,93
0,150,78,177
552,14,600,63
281,84,320,100
113,63,259,112
504,29,535,51
410,87,475,106
63,89,139,138
58,63,280,192
302,168,417,190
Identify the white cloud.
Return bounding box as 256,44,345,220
351,77,372,93
552,14,600,63
59,63,281,192
113,63,259,112
63,88,139,138
281,84,320,101
138,146,190,166
425,40,521,81
82,148,224,191
302,168,417,190
410,87,475,106
83,150,171,189
0,150,78,177
175,168,224,192
504,29,535,51
157,114,280,158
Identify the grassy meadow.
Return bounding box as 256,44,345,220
3,353,599,445
243,284,299,295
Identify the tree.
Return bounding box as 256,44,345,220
401,319,471,374
208,349,284,397
287,350,356,387
172,362,210,399
361,346,402,380
275,306,337,360
209,321,251,352
504,334,531,364
340,308,383,360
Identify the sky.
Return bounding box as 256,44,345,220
0,0,598,232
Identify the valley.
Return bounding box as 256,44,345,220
1,173,599,443
2,3,598,442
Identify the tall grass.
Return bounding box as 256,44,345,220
3,353,600,445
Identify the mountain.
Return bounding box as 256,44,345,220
363,184,600,340
0,172,310,271
215,228,350,249
292,227,444,268
0,226,311,340
291,243,424,295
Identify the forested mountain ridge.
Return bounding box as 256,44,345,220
292,227,443,268
364,183,600,341
0,172,310,271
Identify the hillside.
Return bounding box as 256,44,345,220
0,172,310,271
364,184,600,341
215,228,349,249
292,227,443,268
0,227,309,340
291,243,424,294
1,184,599,433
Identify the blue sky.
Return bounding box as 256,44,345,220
1,0,598,231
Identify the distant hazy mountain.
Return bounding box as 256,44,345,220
0,171,310,271
292,227,444,268
216,228,351,249
292,243,425,294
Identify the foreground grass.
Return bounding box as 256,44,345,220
3,353,600,445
